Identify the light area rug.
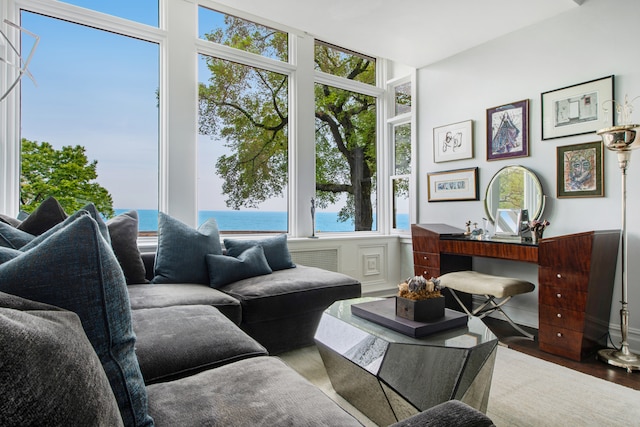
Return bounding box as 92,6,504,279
279,345,640,427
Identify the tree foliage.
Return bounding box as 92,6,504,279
20,139,115,217
198,15,377,230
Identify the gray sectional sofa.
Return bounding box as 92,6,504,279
0,199,495,426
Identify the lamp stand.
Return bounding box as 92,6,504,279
596,125,640,373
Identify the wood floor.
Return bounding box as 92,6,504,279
482,317,640,391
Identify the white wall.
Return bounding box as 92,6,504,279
417,0,640,351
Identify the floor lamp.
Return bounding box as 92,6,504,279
596,121,640,372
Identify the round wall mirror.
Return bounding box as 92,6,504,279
484,165,545,224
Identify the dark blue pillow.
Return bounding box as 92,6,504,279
206,245,272,288
0,215,153,427
153,212,222,284
20,204,111,252
0,222,34,249
17,196,67,236
0,247,21,264
224,234,295,271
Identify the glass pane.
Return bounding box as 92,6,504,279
198,54,288,233
20,12,159,232
314,42,375,85
315,83,377,232
198,6,288,62
392,178,410,231
394,82,411,115
58,1,158,27
394,123,411,175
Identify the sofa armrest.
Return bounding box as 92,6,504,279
388,400,495,427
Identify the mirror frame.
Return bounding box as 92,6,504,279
484,165,545,224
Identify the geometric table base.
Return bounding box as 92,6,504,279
315,298,498,426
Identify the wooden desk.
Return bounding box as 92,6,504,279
411,223,620,361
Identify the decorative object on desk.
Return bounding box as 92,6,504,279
486,99,529,161
541,75,614,140
528,219,550,243
464,220,472,236
396,276,445,321
427,167,478,202
556,141,604,198
595,94,640,372
433,120,473,163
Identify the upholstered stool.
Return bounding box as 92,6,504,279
439,270,535,339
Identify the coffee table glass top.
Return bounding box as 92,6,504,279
322,297,496,349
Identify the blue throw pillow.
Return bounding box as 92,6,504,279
20,204,111,252
152,212,222,284
224,233,295,271
206,245,272,288
0,247,21,264
0,215,153,427
0,222,34,249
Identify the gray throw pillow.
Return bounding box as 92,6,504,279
152,212,222,284
224,233,296,271
108,210,148,284
0,215,153,427
0,221,34,249
17,196,68,236
0,292,124,427
0,213,21,227
206,245,272,288
0,247,21,264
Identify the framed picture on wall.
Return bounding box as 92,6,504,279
427,167,478,202
556,141,604,198
541,75,614,140
433,120,473,163
486,99,529,161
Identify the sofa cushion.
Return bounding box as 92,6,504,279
224,233,295,271
0,292,124,427
17,196,67,236
0,215,153,427
152,212,222,284
206,245,272,288
221,264,361,323
146,356,362,426
108,210,148,284
127,283,242,324
0,221,33,249
132,305,267,384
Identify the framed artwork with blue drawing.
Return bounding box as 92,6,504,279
433,120,473,163
427,167,478,202
556,141,604,198
486,99,529,161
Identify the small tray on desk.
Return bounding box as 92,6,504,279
351,298,468,338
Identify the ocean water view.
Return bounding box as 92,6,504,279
116,209,409,233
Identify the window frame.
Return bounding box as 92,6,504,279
1,0,412,239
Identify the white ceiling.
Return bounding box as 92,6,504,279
211,0,581,68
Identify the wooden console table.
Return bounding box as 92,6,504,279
411,223,620,361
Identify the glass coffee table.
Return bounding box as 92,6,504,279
314,297,498,426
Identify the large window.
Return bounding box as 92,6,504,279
19,11,159,231
2,2,413,238
314,42,379,233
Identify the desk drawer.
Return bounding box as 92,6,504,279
414,265,441,279
539,304,584,332
539,287,587,312
539,267,589,291
538,325,583,361
413,252,439,268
